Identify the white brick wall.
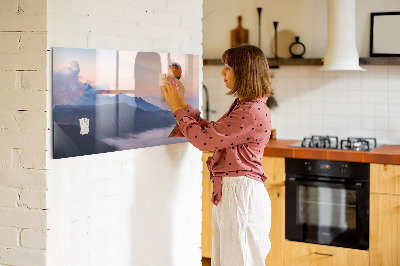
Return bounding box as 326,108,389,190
0,187,19,208
21,229,47,250
0,169,47,189
0,227,19,247
2,0,203,263
46,1,203,266
0,0,48,265
0,248,46,266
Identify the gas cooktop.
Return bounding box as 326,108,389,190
289,135,383,151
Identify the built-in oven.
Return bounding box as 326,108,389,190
285,158,370,250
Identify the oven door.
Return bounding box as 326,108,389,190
285,177,369,250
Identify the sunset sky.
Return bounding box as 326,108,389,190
52,47,199,106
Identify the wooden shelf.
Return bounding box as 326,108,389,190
202,59,223,66
203,57,400,67
359,57,400,65
203,58,323,67
268,58,323,67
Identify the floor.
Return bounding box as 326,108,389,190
202,257,211,266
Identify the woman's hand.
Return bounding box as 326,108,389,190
161,76,183,113
165,75,187,108
175,78,187,108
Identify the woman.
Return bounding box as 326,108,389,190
161,44,273,266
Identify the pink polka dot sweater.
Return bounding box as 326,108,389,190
169,97,272,206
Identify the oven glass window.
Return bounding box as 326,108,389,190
297,186,356,230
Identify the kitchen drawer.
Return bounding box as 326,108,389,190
284,240,369,266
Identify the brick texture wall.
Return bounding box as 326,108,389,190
0,0,48,265
46,0,203,266
1,0,203,265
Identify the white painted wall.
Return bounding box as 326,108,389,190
203,0,400,58
204,0,326,59
0,0,48,265
203,0,400,145
46,1,203,266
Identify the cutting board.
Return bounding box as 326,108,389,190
231,16,249,48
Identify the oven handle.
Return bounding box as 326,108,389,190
286,177,364,189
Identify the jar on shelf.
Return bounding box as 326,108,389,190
289,36,306,58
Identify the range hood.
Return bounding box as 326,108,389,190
320,0,365,71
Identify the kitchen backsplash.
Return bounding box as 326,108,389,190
203,65,400,144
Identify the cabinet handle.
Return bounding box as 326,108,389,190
314,252,335,257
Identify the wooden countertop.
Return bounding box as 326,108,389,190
263,139,400,165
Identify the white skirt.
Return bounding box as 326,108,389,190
212,176,271,266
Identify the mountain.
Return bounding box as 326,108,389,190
53,105,96,127
53,123,117,159
73,83,164,112
116,94,163,112
53,102,176,139
72,83,98,106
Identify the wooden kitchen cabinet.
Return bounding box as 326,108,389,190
262,156,285,266
202,152,213,258
370,163,400,195
284,241,369,266
370,193,400,266
261,156,285,185
264,184,285,266
201,154,286,266
370,163,400,266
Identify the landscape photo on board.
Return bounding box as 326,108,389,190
52,47,200,159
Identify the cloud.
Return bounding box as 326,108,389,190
52,60,102,107
52,61,86,106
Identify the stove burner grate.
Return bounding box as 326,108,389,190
340,137,377,151
301,135,339,149
298,136,378,151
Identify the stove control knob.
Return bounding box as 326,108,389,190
340,164,347,174
304,161,312,171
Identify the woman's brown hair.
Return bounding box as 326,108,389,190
221,44,273,99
